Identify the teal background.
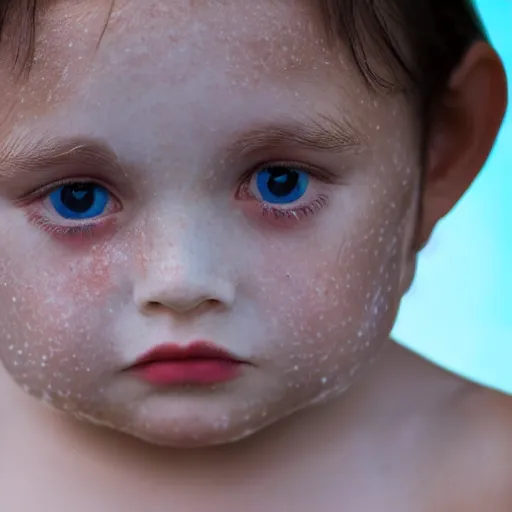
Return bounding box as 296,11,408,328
393,1,512,393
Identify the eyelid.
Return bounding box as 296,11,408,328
241,159,342,186
14,176,121,207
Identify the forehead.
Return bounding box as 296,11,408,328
4,0,353,97
1,0,378,149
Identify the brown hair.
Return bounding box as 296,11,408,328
319,0,487,114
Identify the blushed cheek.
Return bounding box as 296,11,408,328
253,212,405,405
0,244,123,409
63,242,116,302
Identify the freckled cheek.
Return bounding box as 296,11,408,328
252,247,345,349
63,245,116,302
0,292,77,398
0,249,122,393
253,230,402,356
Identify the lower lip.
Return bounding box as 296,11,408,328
131,360,242,386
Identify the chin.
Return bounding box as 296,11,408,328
69,392,276,448
110,414,271,448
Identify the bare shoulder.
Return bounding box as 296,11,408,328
427,378,512,511
453,384,512,468
376,343,512,511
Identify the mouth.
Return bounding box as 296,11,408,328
126,341,248,386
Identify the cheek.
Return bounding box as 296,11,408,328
64,243,115,299
254,211,406,399
0,241,121,407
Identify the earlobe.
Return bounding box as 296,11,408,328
415,41,508,248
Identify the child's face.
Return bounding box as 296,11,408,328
0,0,420,446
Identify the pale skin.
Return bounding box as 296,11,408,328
0,1,511,511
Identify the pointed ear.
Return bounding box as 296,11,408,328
415,41,508,249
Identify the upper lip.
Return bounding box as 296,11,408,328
129,341,246,368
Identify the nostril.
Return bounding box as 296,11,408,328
135,278,236,314
143,297,223,314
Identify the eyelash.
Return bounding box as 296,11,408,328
260,195,329,220
237,161,332,222
238,180,329,222
26,211,103,239
22,162,332,238
22,177,119,239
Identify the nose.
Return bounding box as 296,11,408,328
134,265,236,315
132,224,237,317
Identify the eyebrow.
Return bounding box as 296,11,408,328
0,114,364,182
229,114,365,157
0,135,122,183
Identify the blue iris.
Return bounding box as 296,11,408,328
256,167,309,204
49,184,110,220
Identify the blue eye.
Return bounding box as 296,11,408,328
48,183,110,220
256,167,309,204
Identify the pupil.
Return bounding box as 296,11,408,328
268,170,298,197
61,184,94,213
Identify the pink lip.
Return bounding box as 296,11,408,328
127,341,247,386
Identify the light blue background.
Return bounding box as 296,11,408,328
393,1,512,393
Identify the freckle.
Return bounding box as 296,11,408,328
17,350,23,355
8,345,14,351
321,377,328,385
12,296,16,302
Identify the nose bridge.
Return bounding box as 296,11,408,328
133,213,235,313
